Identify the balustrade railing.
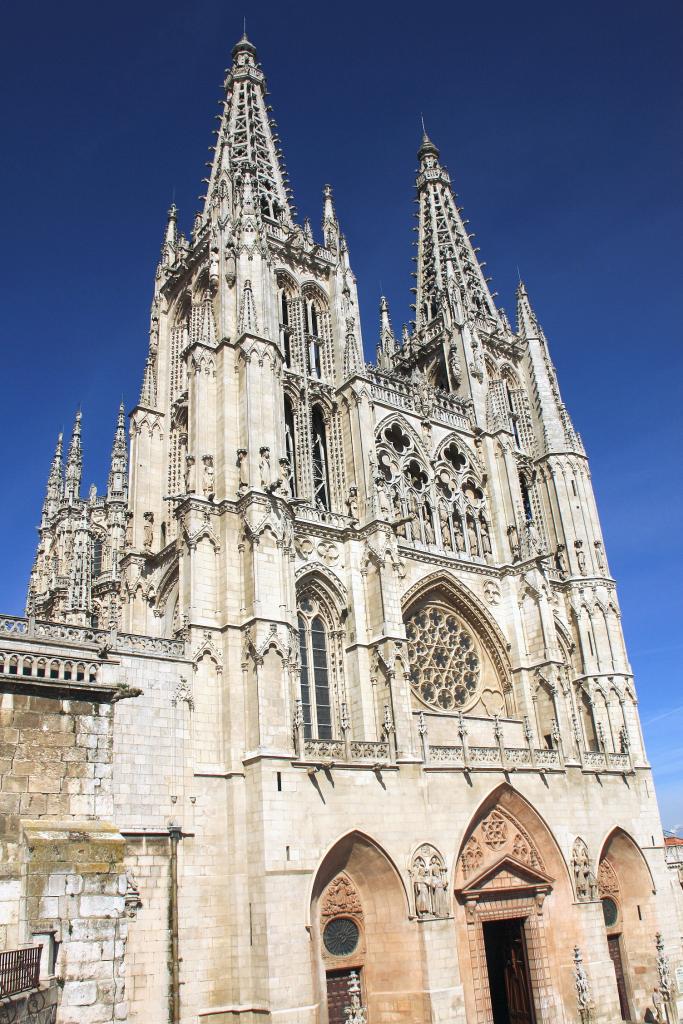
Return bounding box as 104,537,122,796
0,946,41,998
0,615,185,659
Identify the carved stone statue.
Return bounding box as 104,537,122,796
429,856,449,918
202,455,215,501
278,458,291,497
575,539,587,575
439,504,452,551
480,516,492,556
124,512,133,548
376,479,391,517
507,523,520,561
143,512,154,552
347,485,359,521
237,448,248,494
555,543,568,578
259,447,271,489
184,454,196,494
453,513,466,553
423,505,435,545
571,839,597,902
594,540,605,572
413,859,431,917
467,516,479,557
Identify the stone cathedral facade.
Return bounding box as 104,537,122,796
1,31,681,1024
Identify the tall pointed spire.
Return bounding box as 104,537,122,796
160,203,178,269
414,131,495,333
42,432,64,522
377,296,397,371
516,280,540,339
108,403,128,499
322,184,339,251
64,412,82,504
203,32,294,225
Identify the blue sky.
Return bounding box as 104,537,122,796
1,1,681,824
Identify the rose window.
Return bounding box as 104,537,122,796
405,604,481,711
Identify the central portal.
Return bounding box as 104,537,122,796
483,918,536,1024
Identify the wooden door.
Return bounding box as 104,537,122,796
607,935,630,1021
326,968,359,1024
484,918,535,1024
504,922,535,1024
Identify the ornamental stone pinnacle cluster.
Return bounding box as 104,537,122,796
0,28,681,1024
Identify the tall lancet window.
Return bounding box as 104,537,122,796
307,300,322,377
519,474,533,523
298,603,332,740
279,288,291,367
311,406,330,510
284,397,297,497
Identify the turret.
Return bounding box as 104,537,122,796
108,403,128,500
64,412,83,504
160,203,178,270
516,281,583,456
377,296,396,371
322,184,339,252
42,432,63,524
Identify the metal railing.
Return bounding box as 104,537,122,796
0,946,41,998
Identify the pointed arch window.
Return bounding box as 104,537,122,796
298,604,333,740
284,397,297,497
519,474,533,523
92,538,103,578
311,406,330,510
278,288,291,367
306,299,322,377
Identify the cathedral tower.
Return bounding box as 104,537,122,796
4,30,680,1024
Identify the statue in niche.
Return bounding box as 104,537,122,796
413,858,431,917
411,846,449,918
507,524,520,561
376,479,391,518
224,239,236,287
439,504,453,551
209,246,220,292
347,485,359,522
143,512,154,552
571,839,598,902
429,855,449,918
202,455,215,501
555,543,568,578
259,447,271,490
575,539,587,575
124,512,133,548
594,540,605,572
467,516,479,556
480,516,492,557
278,458,291,497
184,454,196,494
236,448,248,494
453,512,466,553
423,505,435,545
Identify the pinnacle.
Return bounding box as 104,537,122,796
232,30,257,60
417,129,439,161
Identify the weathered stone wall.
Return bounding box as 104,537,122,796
0,692,113,951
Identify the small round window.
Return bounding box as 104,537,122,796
602,897,618,928
323,917,359,957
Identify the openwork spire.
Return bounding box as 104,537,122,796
204,33,294,225
64,411,83,503
414,132,495,332
108,403,128,499
43,432,64,520
377,296,396,371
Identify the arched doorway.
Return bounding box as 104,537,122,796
453,786,574,1024
310,832,425,1023
598,828,658,1022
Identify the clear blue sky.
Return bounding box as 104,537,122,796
1,1,681,824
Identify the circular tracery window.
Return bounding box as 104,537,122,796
405,604,481,711
323,917,360,957
602,897,618,928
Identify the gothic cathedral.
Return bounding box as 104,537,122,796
2,32,681,1024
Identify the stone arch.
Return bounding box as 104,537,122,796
309,831,425,1023
375,412,429,464
597,828,659,1021
402,570,513,709
453,784,575,1024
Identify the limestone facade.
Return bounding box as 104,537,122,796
2,29,682,1024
